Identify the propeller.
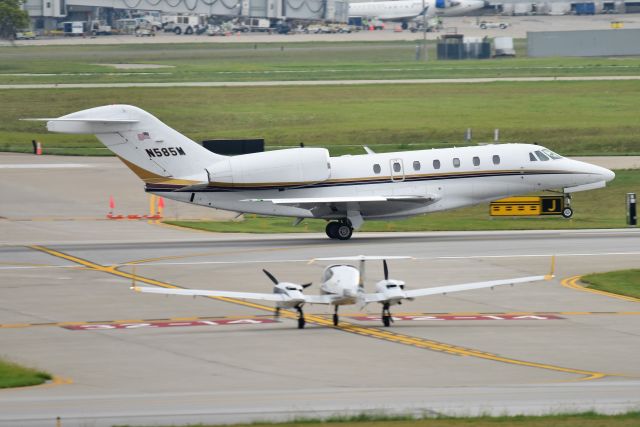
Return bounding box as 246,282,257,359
263,269,279,285
263,269,312,289
383,259,389,280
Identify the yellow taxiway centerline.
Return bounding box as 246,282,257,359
29,245,613,382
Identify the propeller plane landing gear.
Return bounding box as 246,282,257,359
382,303,393,327
325,220,353,240
296,306,306,329
333,305,340,326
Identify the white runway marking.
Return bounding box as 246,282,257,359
0,163,92,169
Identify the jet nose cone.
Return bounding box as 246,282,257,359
601,167,615,182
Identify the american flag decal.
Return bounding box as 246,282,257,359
137,132,150,141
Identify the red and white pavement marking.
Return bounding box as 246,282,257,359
62,318,278,331
351,314,564,322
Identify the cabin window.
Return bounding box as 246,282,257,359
473,156,480,166
535,150,550,161
393,162,401,173
433,159,441,169
373,164,381,174
493,155,501,165
413,161,421,171
529,152,537,161
453,158,460,168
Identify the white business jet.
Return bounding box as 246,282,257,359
34,105,615,240
349,0,486,29
132,255,555,328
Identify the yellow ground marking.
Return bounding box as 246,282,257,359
28,245,613,382
562,275,640,303
0,375,74,393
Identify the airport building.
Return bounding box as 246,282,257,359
22,0,349,31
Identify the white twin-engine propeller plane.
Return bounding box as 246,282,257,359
34,105,614,240
132,255,556,329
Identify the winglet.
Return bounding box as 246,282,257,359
544,255,556,280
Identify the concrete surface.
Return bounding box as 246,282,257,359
0,153,639,426
2,15,640,46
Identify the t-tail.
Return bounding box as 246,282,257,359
37,105,225,187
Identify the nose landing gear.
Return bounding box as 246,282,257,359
296,306,306,329
382,303,394,327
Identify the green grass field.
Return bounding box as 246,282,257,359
166,169,638,233
3,80,640,156
0,358,51,389
122,411,640,427
581,269,640,299
2,41,640,85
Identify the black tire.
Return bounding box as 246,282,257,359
383,315,391,327
333,313,339,326
185,26,193,35
336,224,353,240
562,207,573,219
500,24,507,29
298,317,305,329
325,222,340,239
480,24,487,29
174,27,182,35
401,21,408,30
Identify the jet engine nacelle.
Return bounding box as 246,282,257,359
206,147,331,187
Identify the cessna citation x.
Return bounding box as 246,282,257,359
35,105,614,240
132,256,556,328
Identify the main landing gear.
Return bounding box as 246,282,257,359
333,305,340,326
382,303,394,327
325,220,353,240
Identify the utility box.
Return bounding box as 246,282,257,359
628,193,637,226
494,37,515,56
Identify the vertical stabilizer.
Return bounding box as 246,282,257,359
45,105,226,185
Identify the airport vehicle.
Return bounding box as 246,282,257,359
479,21,509,29
132,255,555,328
62,21,87,36
164,15,203,35
33,105,615,240
349,0,485,29
90,20,112,36
14,30,36,40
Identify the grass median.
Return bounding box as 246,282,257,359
581,269,640,299
123,411,640,427
0,358,51,389
165,170,637,234
3,81,640,156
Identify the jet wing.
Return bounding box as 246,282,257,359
404,275,548,299
132,286,290,302
242,195,438,206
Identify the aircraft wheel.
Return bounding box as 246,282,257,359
325,222,340,239
336,224,353,240
562,207,573,219
298,317,306,329
382,315,391,327
401,21,408,30
333,313,339,326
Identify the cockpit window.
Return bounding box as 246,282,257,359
535,150,550,161
286,286,298,291
529,152,537,161
387,284,398,288
542,148,562,159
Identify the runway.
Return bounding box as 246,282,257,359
1,228,640,426
1,152,639,426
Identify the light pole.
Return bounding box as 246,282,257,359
422,2,428,61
